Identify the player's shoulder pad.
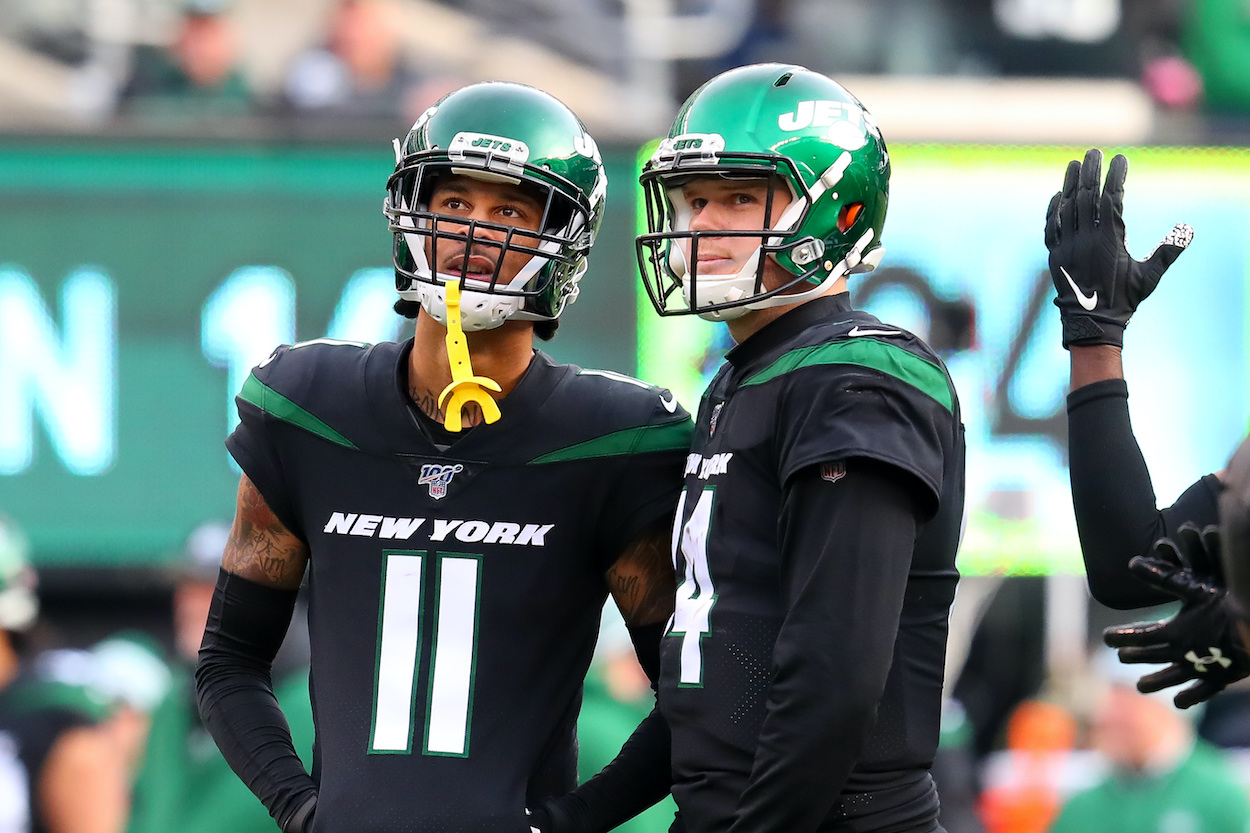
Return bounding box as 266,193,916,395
238,338,400,445
526,367,693,465
745,317,957,416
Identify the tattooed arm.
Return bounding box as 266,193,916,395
224,474,309,589
195,475,318,833
606,521,676,630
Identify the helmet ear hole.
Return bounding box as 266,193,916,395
837,202,863,233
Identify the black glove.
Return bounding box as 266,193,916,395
1103,527,1249,708
527,798,579,833
1044,148,1193,348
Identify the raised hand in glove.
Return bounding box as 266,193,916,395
1103,525,1249,708
1044,148,1194,348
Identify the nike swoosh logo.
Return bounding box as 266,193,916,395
1061,266,1098,311
258,349,279,368
658,391,678,413
848,326,901,338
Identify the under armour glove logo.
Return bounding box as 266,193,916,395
1104,525,1250,708
1185,648,1233,672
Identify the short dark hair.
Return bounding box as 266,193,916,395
392,299,558,341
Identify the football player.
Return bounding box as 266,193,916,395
1043,148,1250,708
634,64,966,833
194,81,691,833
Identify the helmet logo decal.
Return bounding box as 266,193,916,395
778,100,873,150
653,133,725,168
574,132,601,162
448,132,530,178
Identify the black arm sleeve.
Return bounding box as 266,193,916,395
195,568,318,833
729,459,923,833
537,623,671,833
1068,379,1221,609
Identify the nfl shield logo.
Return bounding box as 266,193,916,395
418,464,463,500
709,402,724,437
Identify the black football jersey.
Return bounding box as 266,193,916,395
659,295,965,833
226,339,691,833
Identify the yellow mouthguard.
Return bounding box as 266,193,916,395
437,278,501,432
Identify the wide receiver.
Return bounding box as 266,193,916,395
195,81,690,833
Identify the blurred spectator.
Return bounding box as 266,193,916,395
952,577,1047,761
1047,651,1250,833
118,0,252,121
978,699,1078,833
280,0,423,123
35,632,171,781
125,520,313,833
0,513,131,833
1181,0,1250,116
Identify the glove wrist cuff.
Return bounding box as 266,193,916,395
1061,316,1125,349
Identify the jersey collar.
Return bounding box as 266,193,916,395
724,292,854,371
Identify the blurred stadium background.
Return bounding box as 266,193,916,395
3,1,1250,831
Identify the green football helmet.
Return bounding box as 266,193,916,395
0,514,37,632
637,63,890,321
384,81,608,331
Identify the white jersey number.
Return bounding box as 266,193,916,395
370,552,481,756
669,488,717,687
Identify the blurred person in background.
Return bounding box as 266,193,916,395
1047,650,1249,833
978,699,1076,833
0,514,131,833
127,520,313,833
195,80,689,833
279,0,424,123
118,0,252,121
34,632,171,784
1043,148,1250,715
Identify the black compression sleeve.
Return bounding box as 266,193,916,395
1068,379,1221,609
195,569,318,833
536,622,671,833
627,622,663,684
536,708,670,833
729,459,922,833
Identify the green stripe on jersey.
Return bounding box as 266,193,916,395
239,373,359,449
742,338,953,412
529,418,694,464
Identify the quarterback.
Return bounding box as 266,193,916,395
195,82,690,833
635,64,966,833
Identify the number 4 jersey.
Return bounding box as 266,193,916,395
226,339,691,833
660,294,965,833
